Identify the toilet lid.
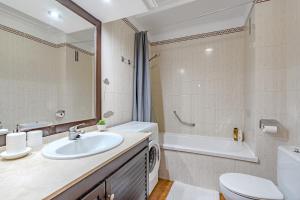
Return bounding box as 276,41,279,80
220,173,283,200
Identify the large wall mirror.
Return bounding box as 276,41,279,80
0,0,101,140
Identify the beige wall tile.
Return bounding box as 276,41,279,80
101,20,135,126
151,33,246,137
0,29,94,130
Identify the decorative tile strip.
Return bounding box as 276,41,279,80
0,24,94,56
64,43,95,56
150,26,245,46
254,0,271,4
122,18,139,33
0,24,58,48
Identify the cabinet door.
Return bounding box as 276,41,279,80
81,182,105,200
106,148,148,200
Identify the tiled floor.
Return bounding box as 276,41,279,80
166,181,219,200
150,179,222,200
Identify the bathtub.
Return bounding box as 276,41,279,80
159,132,258,163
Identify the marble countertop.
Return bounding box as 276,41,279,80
0,126,151,200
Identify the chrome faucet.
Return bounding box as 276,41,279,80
69,123,85,140
13,124,21,133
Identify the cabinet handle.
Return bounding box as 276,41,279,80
107,194,115,200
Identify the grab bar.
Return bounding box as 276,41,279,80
173,111,195,127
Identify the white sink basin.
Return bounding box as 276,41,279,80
42,132,124,160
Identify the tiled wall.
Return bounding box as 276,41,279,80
159,149,262,191
159,0,300,190
240,0,300,183
0,29,94,131
248,0,300,181
101,20,135,126
244,9,256,151
58,46,95,124
0,18,136,131
151,32,246,138
285,0,300,145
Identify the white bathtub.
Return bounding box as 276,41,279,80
159,132,258,163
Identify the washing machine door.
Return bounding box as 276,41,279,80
149,141,160,175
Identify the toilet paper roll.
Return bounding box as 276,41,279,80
6,132,27,154
262,126,278,134
27,130,43,148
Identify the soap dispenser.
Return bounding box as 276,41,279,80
233,128,238,141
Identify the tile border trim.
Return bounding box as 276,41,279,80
0,24,94,56
254,0,271,4
150,26,245,46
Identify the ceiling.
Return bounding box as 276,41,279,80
0,0,93,33
128,0,253,42
0,0,253,42
72,0,149,23
71,0,253,42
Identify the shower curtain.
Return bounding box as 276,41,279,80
133,31,151,122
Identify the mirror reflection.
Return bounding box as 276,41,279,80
0,0,96,131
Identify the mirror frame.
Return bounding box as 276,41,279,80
53,0,102,133
0,0,101,146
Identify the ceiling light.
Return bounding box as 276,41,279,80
205,48,213,52
48,10,62,20
102,0,111,3
179,68,185,74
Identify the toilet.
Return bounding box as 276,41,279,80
219,146,300,200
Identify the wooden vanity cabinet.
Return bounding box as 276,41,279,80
52,140,149,200
106,147,148,200
81,182,105,200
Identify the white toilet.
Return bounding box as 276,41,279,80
220,146,300,200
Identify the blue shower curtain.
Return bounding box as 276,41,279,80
133,31,151,122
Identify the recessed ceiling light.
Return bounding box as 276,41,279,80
103,0,111,3
205,48,213,52
48,10,62,20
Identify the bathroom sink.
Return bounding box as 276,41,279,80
42,132,124,160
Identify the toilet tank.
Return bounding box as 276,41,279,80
277,146,300,200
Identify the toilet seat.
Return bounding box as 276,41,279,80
219,173,283,200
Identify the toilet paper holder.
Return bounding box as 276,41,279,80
259,119,279,130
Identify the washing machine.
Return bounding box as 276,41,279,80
110,121,160,194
